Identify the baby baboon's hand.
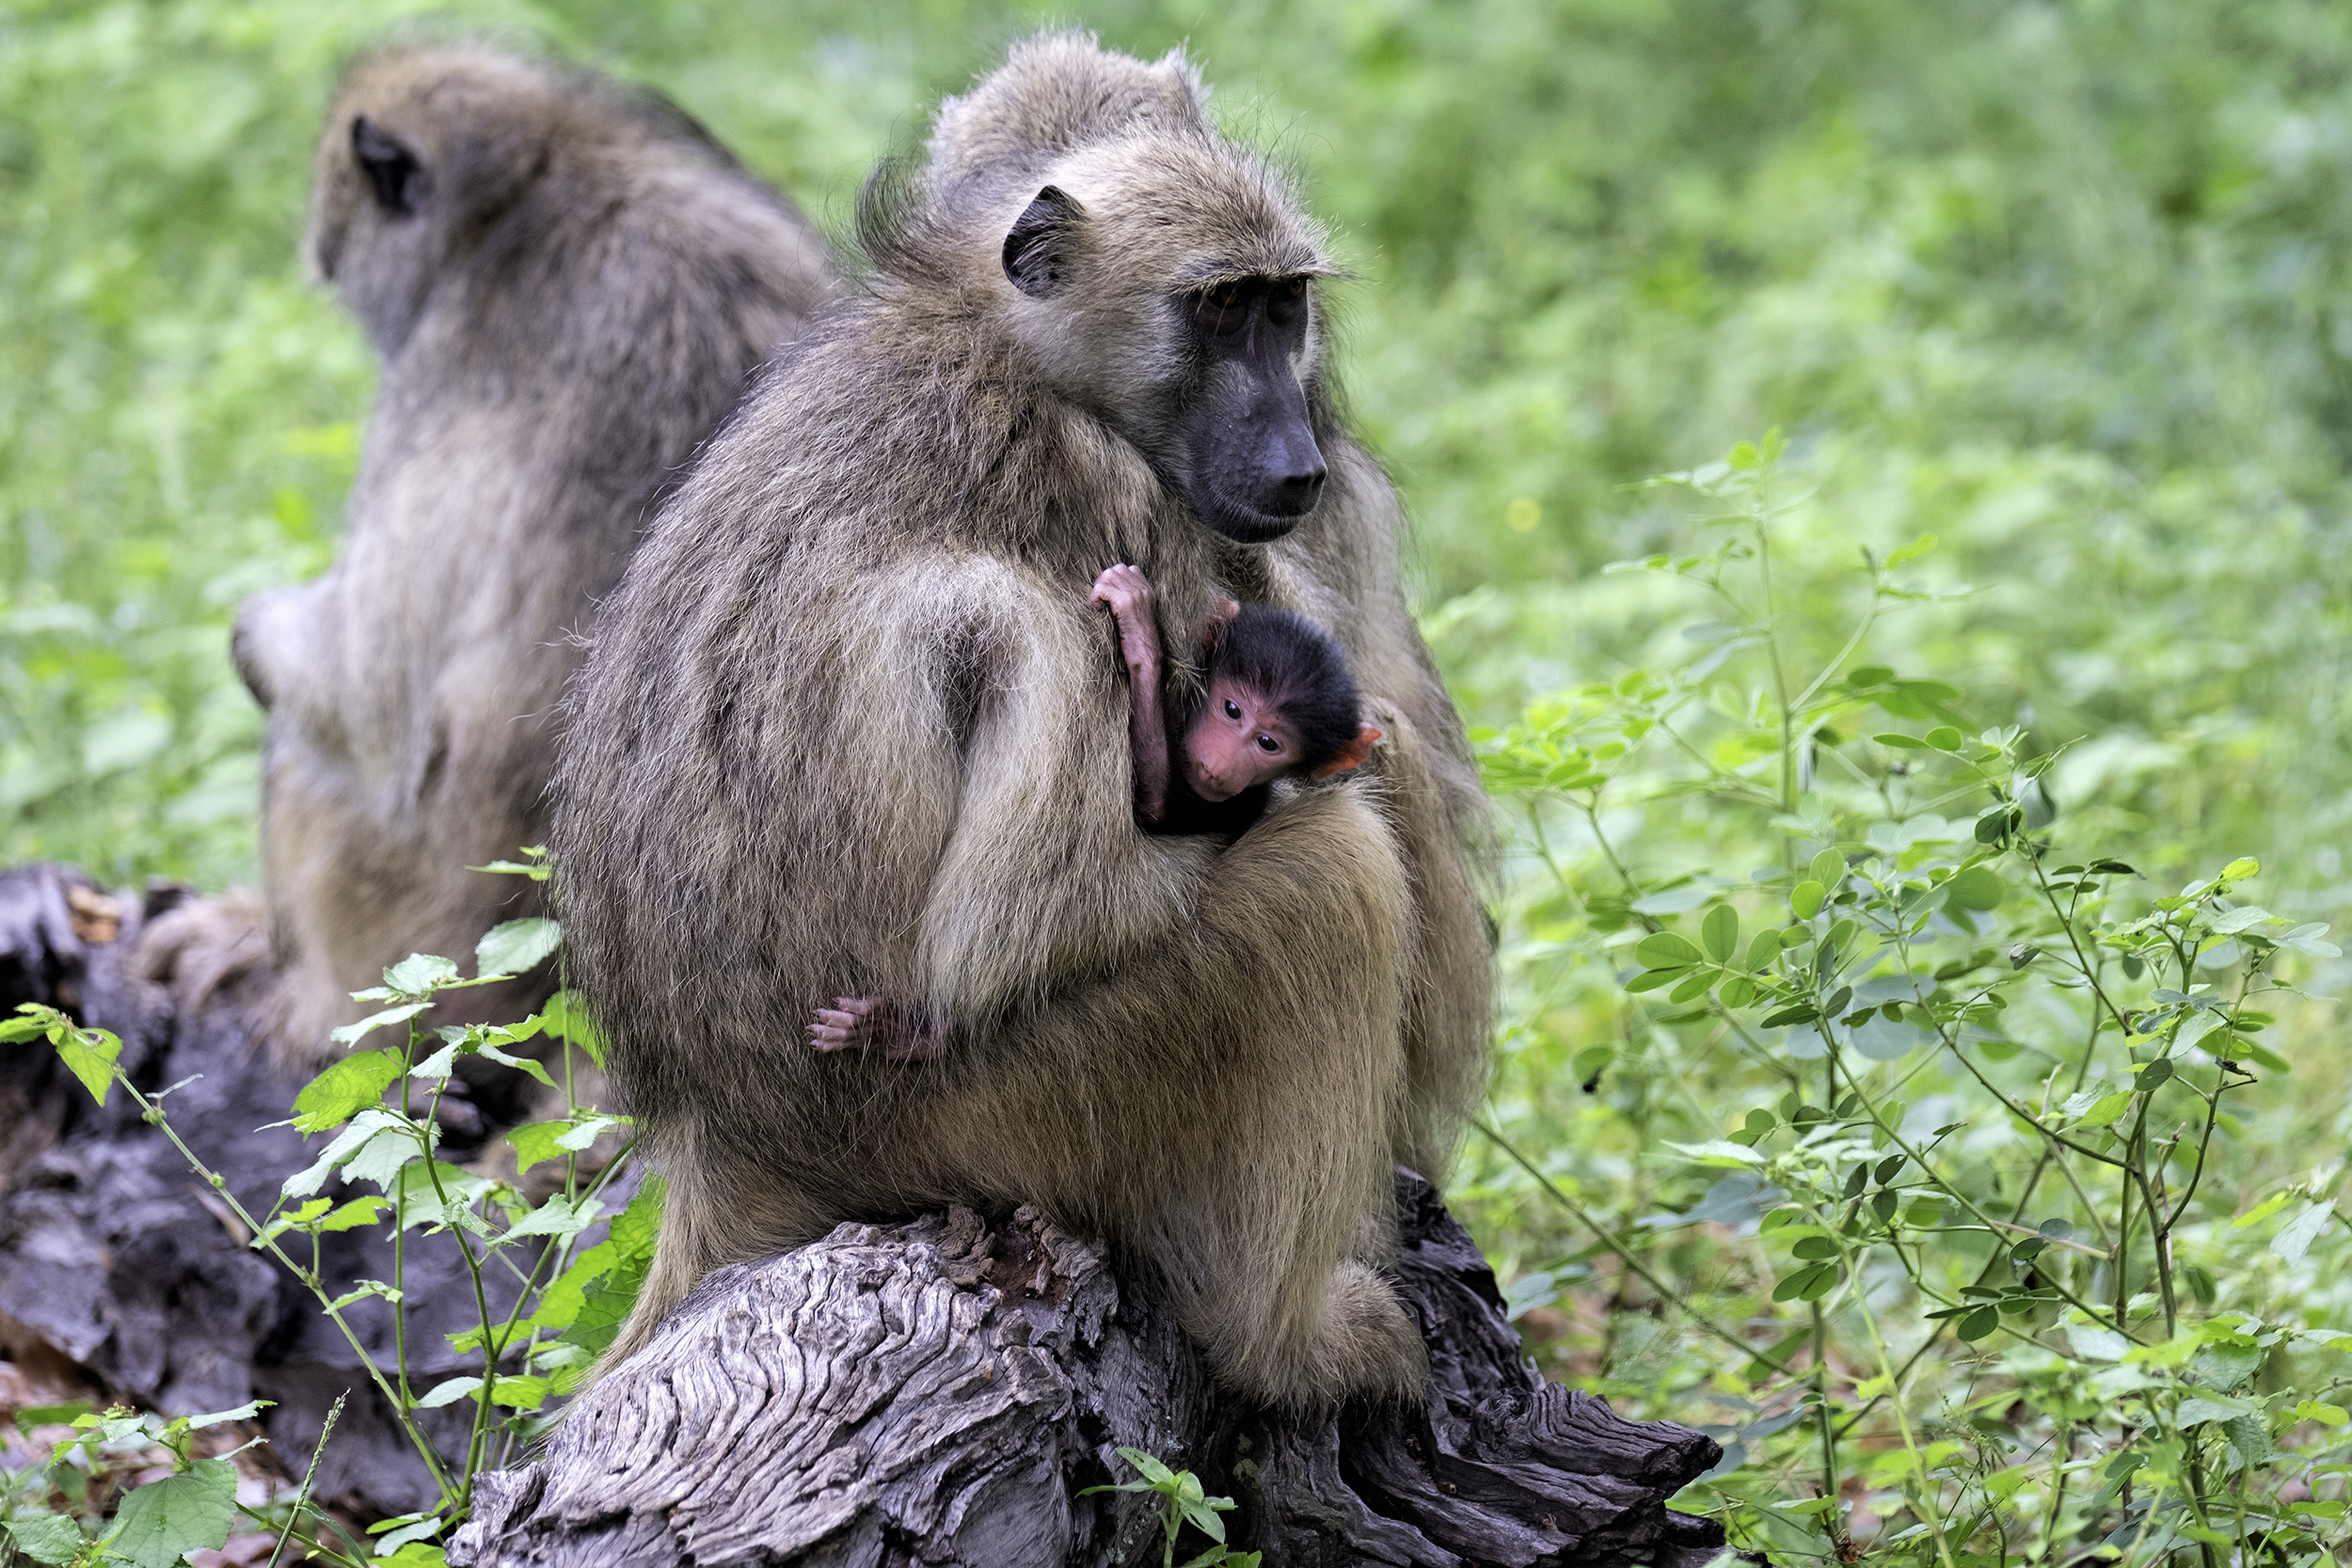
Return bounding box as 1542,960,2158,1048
1089,563,1161,676
807,997,944,1061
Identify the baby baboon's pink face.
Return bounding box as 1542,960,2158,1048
1181,676,1298,800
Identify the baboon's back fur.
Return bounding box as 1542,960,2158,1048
554,33,1491,1404
237,45,833,1066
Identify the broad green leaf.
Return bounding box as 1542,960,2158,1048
319,1196,392,1234
1117,1447,1177,1486
1633,932,1705,970
2074,1092,2135,1129
487,1375,553,1410
2209,905,2274,935
382,954,462,996
283,1110,407,1199
1955,1307,2000,1342
506,1120,572,1178
2174,1394,2257,1428
1789,880,1824,920
414,1376,483,1409
291,1049,404,1134
1742,929,1780,973
2233,1193,2295,1229
55,1023,122,1107
1662,1139,1766,1168
541,991,605,1067
500,1195,605,1245
1946,865,2003,911
556,1115,626,1152
476,918,562,979
1806,848,1846,891
373,1520,444,1557
104,1459,236,1568
1629,883,1713,915
2291,1400,2349,1426
393,1162,494,1231
2220,858,2260,882
2273,1201,2331,1265
3,1515,84,1566
1700,904,1738,963
332,1002,430,1049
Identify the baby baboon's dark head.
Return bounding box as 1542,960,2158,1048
916,34,1339,545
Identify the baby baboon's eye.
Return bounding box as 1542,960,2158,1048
1265,276,1308,329
1224,698,1243,720
1257,734,1280,753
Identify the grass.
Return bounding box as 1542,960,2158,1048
6,0,2351,1557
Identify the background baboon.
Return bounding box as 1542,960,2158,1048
554,33,1490,1407
231,43,834,1069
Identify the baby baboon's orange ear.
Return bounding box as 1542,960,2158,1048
1311,724,1383,778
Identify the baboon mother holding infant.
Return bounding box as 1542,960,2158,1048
554,34,1491,1406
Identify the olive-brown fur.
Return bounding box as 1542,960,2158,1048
234,44,834,1065
552,33,1490,1406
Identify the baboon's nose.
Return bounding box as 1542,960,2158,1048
1272,463,1327,517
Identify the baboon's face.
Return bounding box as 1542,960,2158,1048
1000,181,1330,545
1173,277,1326,543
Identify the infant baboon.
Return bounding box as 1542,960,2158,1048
554,33,1490,1406
233,44,833,1069
807,565,1382,1058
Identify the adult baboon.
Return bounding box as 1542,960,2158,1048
554,33,1489,1406
232,44,834,1067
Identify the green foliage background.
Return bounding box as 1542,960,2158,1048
7,0,2352,1556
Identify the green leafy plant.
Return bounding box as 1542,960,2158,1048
1468,434,2352,1563
1079,1448,1262,1568
0,855,645,1568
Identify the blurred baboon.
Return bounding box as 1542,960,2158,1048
232,44,834,1068
553,33,1489,1406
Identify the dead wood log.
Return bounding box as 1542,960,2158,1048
3,865,1728,1561
449,1173,1727,1568
0,863,528,1517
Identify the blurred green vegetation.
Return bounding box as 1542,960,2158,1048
7,0,2352,1555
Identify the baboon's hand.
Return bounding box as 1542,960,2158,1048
1089,564,1161,675
807,997,944,1061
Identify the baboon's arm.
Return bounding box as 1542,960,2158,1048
909,579,1217,1028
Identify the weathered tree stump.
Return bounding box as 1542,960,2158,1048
450,1174,1726,1567
0,863,528,1517
3,865,1727,1562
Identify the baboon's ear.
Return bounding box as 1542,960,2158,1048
1310,724,1384,779
352,116,425,217
1002,185,1085,298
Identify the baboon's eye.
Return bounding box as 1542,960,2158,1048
1265,276,1309,329
1224,698,1243,720
1257,734,1280,753
1194,282,1252,338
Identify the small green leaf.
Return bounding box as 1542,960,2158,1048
476,918,562,980
332,1002,431,1049
291,1049,404,1134
1789,880,1824,920
1634,931,1706,970
2075,1092,2135,1129
505,1120,572,1178
414,1376,483,1409
1955,1306,2000,1342
1924,726,1963,752
54,1023,123,1108
1946,865,2003,911
2221,858,2260,882
383,954,464,995
1742,929,1780,973
319,1196,392,1234
1701,904,1739,964
1807,848,1846,891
